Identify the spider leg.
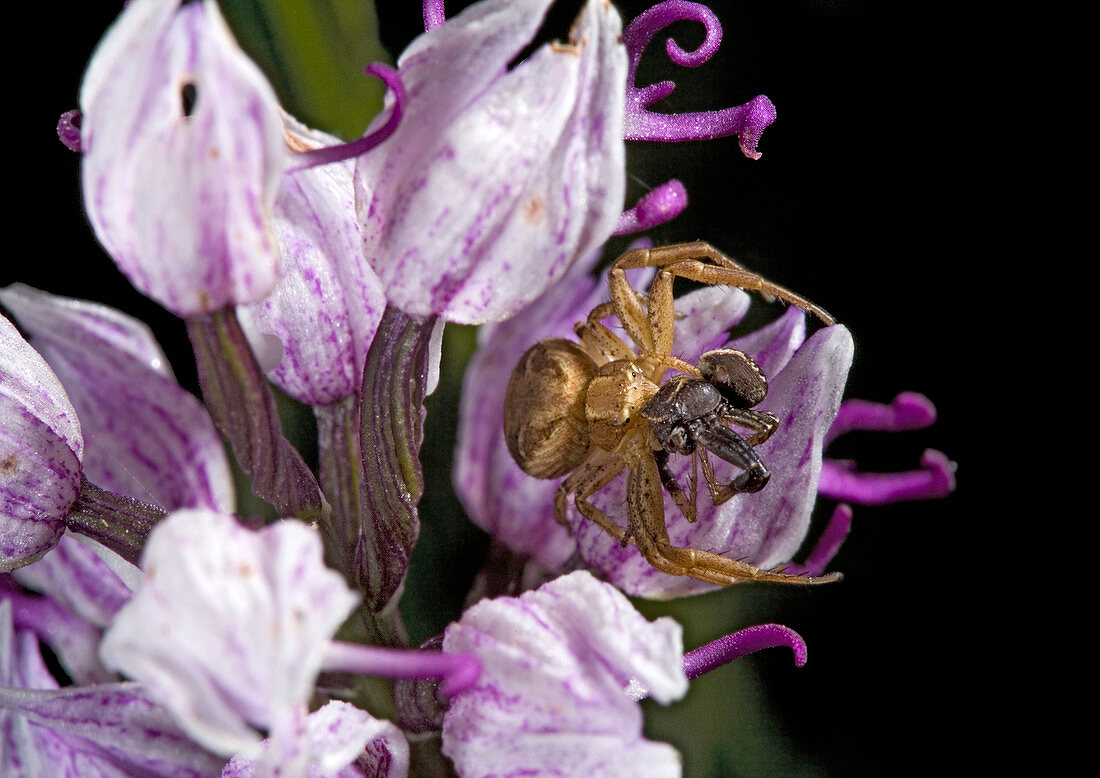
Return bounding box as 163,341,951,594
627,449,837,585
691,418,771,504
556,449,629,542
611,244,835,356
720,408,780,447
653,448,698,523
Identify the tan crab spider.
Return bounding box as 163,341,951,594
503,241,840,586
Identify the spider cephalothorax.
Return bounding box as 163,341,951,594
503,242,840,586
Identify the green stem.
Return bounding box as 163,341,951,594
63,477,167,565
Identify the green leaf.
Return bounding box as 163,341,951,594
218,0,391,139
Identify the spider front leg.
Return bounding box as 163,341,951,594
609,242,835,359
628,451,839,586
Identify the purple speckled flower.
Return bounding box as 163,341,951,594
441,570,688,777
221,701,409,778
356,0,627,324
237,116,388,407
79,0,286,317
0,284,233,514
98,509,362,774
97,508,480,777
0,314,82,572
0,599,227,777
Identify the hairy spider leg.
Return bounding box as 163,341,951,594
627,447,839,586
718,408,780,447
609,242,835,360
555,448,630,539
653,448,699,524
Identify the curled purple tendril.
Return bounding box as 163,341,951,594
322,640,481,699
287,63,406,172
622,0,776,157
819,449,956,506
683,623,808,681
614,179,688,235
423,0,445,32
57,109,82,152
782,503,852,578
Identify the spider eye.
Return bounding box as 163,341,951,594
699,349,767,409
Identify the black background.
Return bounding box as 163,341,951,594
16,1,979,776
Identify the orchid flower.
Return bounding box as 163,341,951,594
79,0,286,318
355,0,627,325
97,507,477,778
440,570,808,777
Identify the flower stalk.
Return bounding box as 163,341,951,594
62,477,166,566
186,308,326,521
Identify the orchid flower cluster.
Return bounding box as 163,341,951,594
1,0,955,776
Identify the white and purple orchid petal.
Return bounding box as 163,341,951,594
0,684,228,777
441,571,686,778
819,449,956,505
12,534,132,630
99,509,360,759
222,701,409,778
1,602,225,778
623,1,777,156
580,321,854,598
238,118,386,406
357,0,627,324
0,315,82,572
0,578,112,685
0,285,233,513
80,0,285,316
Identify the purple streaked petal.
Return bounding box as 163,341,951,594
579,322,854,598
238,117,386,406
221,701,409,778
683,623,808,681
781,503,852,578
442,571,686,777
614,179,688,235
1,314,82,572
826,391,937,444
819,449,956,505
0,285,233,512
357,0,627,323
80,0,285,316
99,509,359,759
0,682,227,777
13,534,132,630
623,1,777,156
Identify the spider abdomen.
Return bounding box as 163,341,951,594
503,338,597,479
